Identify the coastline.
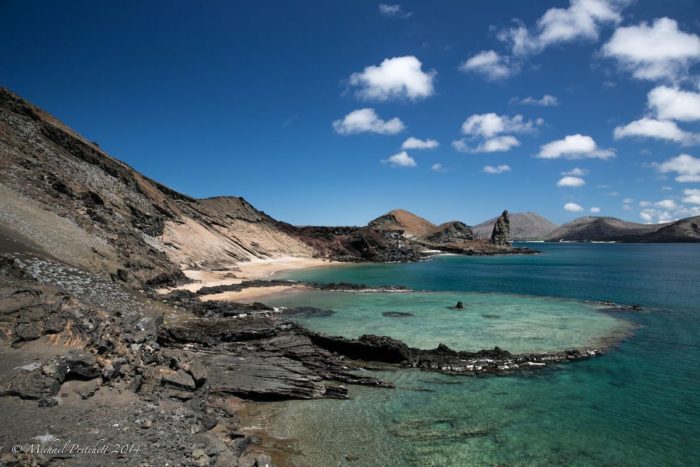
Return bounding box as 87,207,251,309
157,256,343,299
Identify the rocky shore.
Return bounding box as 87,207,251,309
0,251,630,465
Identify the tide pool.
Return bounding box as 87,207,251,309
264,290,630,353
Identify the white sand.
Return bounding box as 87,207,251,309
157,256,339,299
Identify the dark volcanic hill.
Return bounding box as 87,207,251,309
422,221,475,243
544,216,700,242
473,212,558,241
632,216,700,243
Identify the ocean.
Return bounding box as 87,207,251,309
256,243,700,466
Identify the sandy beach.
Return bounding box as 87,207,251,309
158,256,340,300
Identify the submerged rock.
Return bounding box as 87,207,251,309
382,311,414,318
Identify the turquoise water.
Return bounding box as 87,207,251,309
261,244,700,466
264,290,630,353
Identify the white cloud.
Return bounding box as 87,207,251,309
511,94,559,106
538,134,615,159
349,56,436,101
601,18,700,81
639,204,700,223
639,200,652,207
431,163,446,172
656,154,700,182
557,176,586,187
476,136,521,153
563,167,587,176
590,207,601,213
648,86,700,122
613,118,697,145
640,209,655,223
498,0,624,56
332,108,405,135
461,113,541,137
483,164,512,174
452,136,521,153
655,199,678,209
382,151,416,167
683,188,700,205
378,4,411,18
401,137,439,150
564,202,584,212
460,50,516,80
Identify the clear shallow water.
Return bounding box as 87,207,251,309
261,244,700,466
264,290,629,353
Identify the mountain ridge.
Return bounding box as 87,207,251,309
544,216,700,242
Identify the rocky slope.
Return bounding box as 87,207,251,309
473,212,558,241
627,216,700,243
542,216,700,242
0,88,314,289
422,221,475,244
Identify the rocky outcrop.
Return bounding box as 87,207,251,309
304,332,602,374
473,212,558,241
286,225,423,262
422,221,475,243
490,210,512,246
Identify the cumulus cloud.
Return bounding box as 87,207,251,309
460,50,516,80
590,207,601,213
431,163,447,172
378,4,411,18
655,199,678,209
683,188,700,205
601,18,700,81
401,137,439,150
557,176,586,187
498,0,624,56
564,202,584,212
453,113,538,153
613,118,698,145
332,108,405,135
639,203,700,223
656,154,700,182
453,136,521,153
563,167,588,176
465,0,625,82
538,134,615,159
349,56,436,101
382,151,416,167
483,164,512,174
511,94,559,106
648,86,700,122
461,113,541,138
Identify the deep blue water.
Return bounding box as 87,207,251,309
264,244,700,466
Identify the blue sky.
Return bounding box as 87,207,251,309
2,0,700,226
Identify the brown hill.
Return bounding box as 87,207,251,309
368,209,437,238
